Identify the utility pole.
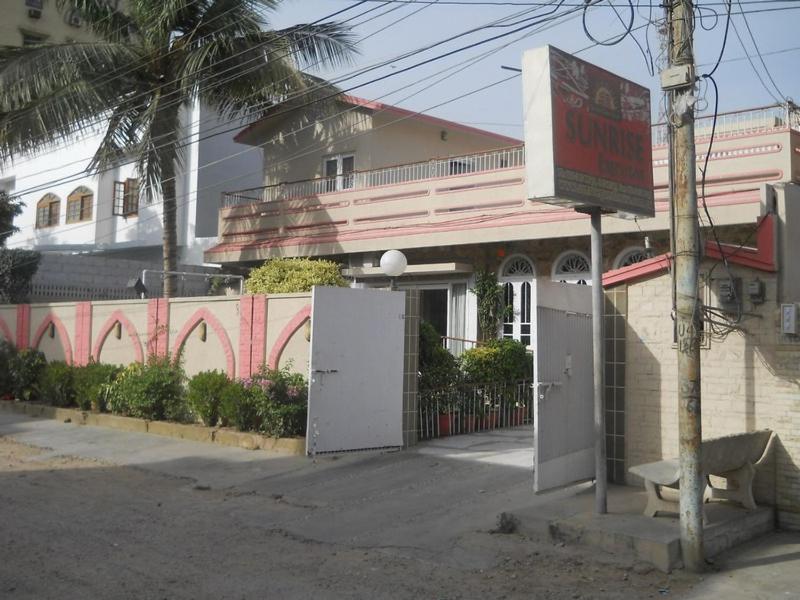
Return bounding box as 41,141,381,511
666,0,705,571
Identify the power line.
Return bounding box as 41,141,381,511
7,0,575,198
734,0,788,101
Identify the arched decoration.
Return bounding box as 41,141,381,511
92,310,144,364
0,316,12,342
268,305,312,370
66,185,94,223
32,313,73,364
35,193,61,228
552,250,591,285
171,308,235,377
614,246,649,270
499,254,536,279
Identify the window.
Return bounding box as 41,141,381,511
552,250,591,285
113,178,139,216
66,186,93,223
448,159,474,175
35,193,60,228
614,246,649,270
21,31,46,45
499,254,536,347
322,154,354,192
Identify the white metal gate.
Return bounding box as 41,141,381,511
533,280,594,492
306,286,406,454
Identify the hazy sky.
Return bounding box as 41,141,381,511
271,0,799,138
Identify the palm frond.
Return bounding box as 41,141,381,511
0,42,142,160
273,22,359,70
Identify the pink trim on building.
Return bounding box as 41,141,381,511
16,305,30,349
74,302,92,366
268,305,311,370
171,308,236,378
251,295,267,374
32,313,73,365
147,299,169,358
604,214,777,287
92,310,145,365
238,295,254,378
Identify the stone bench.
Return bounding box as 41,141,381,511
628,430,774,518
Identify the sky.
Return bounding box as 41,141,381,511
269,0,800,139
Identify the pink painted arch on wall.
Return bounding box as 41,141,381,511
92,310,144,364
268,305,311,370
0,316,12,343
32,313,73,365
171,308,235,378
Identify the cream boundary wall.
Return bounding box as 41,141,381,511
622,265,800,528
0,294,312,379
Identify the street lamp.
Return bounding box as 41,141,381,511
380,250,407,289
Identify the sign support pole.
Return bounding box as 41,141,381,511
590,208,607,514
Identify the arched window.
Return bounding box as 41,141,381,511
614,246,649,269
66,186,93,223
498,254,535,347
36,193,61,228
552,250,591,285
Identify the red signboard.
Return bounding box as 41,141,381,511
523,46,654,216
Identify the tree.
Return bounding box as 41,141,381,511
0,0,356,297
0,191,40,303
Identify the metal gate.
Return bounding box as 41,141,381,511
533,279,594,493
306,286,406,454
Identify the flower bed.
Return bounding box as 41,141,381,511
0,340,308,446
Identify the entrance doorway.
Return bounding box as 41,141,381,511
420,289,448,338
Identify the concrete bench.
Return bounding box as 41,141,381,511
628,430,774,518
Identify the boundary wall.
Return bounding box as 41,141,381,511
0,294,312,378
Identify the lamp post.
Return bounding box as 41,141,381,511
380,250,407,289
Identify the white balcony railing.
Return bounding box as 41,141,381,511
222,145,525,208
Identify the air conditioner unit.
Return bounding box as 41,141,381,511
28,8,42,18
68,11,82,27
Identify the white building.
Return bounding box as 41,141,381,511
1,101,262,268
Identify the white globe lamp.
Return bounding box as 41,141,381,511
380,250,407,287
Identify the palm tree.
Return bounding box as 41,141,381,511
0,0,356,297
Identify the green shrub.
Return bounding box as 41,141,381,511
219,380,261,431
10,348,46,401
39,361,76,407
460,339,532,384
186,370,231,426
0,340,17,399
217,366,307,436
73,362,121,411
418,321,460,392
245,258,347,294
108,358,187,422
253,365,307,437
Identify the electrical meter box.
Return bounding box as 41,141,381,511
781,304,799,335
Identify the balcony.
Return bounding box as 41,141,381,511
206,105,800,265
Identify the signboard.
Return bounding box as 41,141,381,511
522,45,654,217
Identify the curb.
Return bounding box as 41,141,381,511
0,400,306,456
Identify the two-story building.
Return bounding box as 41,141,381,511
205,97,800,351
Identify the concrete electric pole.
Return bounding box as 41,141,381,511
664,0,705,572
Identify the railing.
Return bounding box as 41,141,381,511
222,145,526,207
651,104,799,146
418,380,534,441
222,104,799,208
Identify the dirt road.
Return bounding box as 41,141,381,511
0,430,698,600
